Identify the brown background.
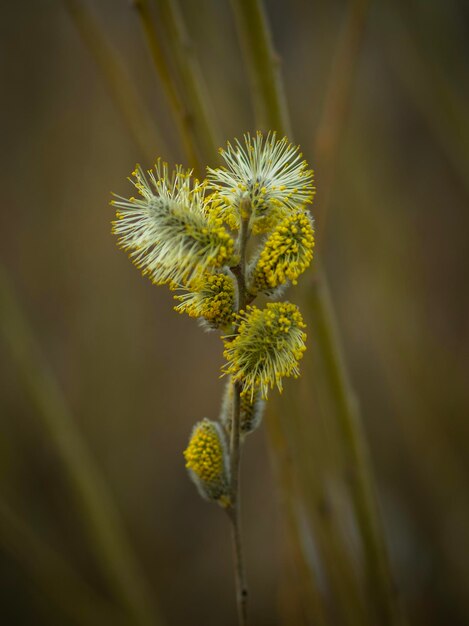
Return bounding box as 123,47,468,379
1,1,469,625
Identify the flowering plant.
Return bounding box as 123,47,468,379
113,131,315,622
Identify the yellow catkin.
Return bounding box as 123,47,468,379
174,272,235,328
112,162,236,286
207,132,315,234
183,419,230,505
251,211,314,293
222,302,307,400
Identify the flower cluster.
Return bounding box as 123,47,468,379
112,132,315,505
223,303,307,400
249,210,314,295
112,161,235,286
207,132,315,234
174,271,235,330
183,419,230,506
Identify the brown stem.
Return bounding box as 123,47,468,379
228,212,250,626
228,384,248,626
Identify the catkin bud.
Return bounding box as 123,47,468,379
220,381,265,438
183,419,231,507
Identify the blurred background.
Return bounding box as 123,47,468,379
1,0,469,624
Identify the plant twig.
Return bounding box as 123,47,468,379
0,265,163,626
228,385,248,626
62,0,168,161
230,1,402,624
228,212,250,626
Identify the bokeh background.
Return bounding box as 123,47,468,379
1,0,469,625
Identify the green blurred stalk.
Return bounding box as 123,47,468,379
133,0,220,171
133,0,200,169
0,500,128,626
277,385,368,626
314,0,370,251
342,136,469,617
381,1,469,198
304,272,401,625
0,266,163,626
230,0,291,136
230,1,402,624
153,0,221,164
267,407,330,626
62,0,168,161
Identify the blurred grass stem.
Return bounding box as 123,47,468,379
230,0,291,136
62,0,168,161
231,1,401,624
0,500,128,626
0,266,162,626
306,272,401,625
154,0,221,164
133,0,221,171
314,0,370,252
277,387,368,626
382,3,469,198
133,0,200,169
266,408,329,626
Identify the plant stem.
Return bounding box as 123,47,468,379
228,211,250,626
62,0,168,162
231,1,402,624
0,265,163,626
228,384,248,626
